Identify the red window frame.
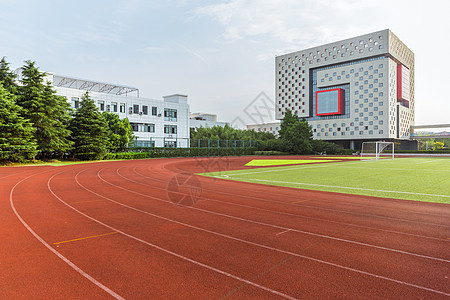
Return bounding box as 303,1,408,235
315,88,344,116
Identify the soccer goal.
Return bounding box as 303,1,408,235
360,141,394,161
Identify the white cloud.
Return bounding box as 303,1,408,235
195,0,383,45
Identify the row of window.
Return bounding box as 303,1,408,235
130,123,178,134
279,35,383,64
315,120,383,129
70,97,178,121
316,130,384,136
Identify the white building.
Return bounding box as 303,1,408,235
189,112,228,129
32,72,191,148
247,122,281,137
275,29,415,149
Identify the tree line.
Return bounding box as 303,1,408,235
0,57,133,162
191,110,341,155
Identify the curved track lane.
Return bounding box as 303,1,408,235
1,157,449,299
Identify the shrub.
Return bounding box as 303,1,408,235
311,139,340,155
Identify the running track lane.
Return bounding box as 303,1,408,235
1,157,449,299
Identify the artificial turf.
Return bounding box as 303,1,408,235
244,159,336,166
202,157,450,203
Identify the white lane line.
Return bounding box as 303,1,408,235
416,160,439,164
276,229,291,236
108,167,450,263
84,167,449,297
10,170,124,300
223,177,450,199
131,166,449,241
51,171,297,300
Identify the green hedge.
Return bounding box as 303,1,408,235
105,147,258,160
254,151,290,155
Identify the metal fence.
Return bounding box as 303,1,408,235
128,138,259,157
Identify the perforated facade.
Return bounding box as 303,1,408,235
275,29,414,147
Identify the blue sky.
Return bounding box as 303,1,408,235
1,0,449,125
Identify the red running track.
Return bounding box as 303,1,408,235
1,156,449,299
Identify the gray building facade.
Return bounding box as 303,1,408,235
275,29,414,149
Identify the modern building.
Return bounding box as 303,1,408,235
246,121,281,137
275,29,415,149
189,112,229,129
16,71,191,148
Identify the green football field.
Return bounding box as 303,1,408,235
202,157,450,203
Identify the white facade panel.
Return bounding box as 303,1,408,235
275,29,414,144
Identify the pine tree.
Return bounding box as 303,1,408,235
0,85,38,162
0,57,18,94
279,109,313,154
102,112,134,152
17,60,73,158
70,92,108,160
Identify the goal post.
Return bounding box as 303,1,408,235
360,141,394,161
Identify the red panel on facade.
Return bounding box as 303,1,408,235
397,64,403,99
315,88,344,116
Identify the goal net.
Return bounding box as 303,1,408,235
360,142,394,161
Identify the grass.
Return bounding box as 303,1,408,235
202,157,450,204
245,159,336,166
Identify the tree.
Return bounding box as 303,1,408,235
0,57,18,94
70,92,108,160
432,141,444,150
190,124,275,141
279,109,313,154
17,60,72,158
102,112,134,152
0,85,38,161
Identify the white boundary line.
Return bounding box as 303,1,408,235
131,166,450,239
221,177,450,199
9,170,124,300
50,170,297,300
106,167,450,262
82,166,450,296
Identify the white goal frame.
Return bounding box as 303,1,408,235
360,141,394,161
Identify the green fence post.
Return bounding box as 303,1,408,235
208,139,210,157
150,137,153,157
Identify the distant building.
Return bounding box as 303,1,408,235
15,69,190,148
189,112,228,129
247,121,281,137
275,29,415,149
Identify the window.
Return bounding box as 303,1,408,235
71,97,80,109
142,106,148,115
130,123,155,132
133,104,139,114
144,123,155,132
164,108,177,121
165,141,177,148
111,102,118,112
98,100,105,111
120,103,126,113
164,125,177,134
